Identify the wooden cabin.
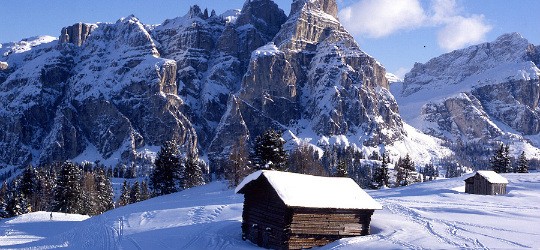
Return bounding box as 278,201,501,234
235,170,382,249
464,171,508,195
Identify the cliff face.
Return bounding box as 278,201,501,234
1,0,411,168
0,16,197,166
59,23,97,46
396,33,540,157
209,0,405,165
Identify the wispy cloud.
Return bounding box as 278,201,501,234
339,0,426,38
338,0,492,51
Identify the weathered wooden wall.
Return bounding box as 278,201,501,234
240,176,376,249
465,174,507,195
286,208,374,249
241,177,290,249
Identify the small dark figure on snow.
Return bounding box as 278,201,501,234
50,212,53,220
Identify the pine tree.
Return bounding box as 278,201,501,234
151,140,181,196
491,143,510,173
0,181,8,218
373,154,390,188
53,162,83,214
395,157,405,187
423,163,437,181
35,166,55,212
516,151,529,173
288,143,327,176
183,153,205,189
335,160,348,177
19,165,38,212
118,180,130,207
140,181,150,201
224,138,252,187
94,167,114,213
80,172,97,215
130,181,141,204
253,129,287,170
503,145,512,173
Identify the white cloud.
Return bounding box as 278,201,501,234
437,15,492,51
339,0,492,51
338,0,426,38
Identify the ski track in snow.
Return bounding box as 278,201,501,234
2,175,540,249
384,200,486,249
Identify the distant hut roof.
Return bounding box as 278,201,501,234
236,170,382,210
471,171,508,184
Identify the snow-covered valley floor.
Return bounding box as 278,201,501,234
1,173,539,249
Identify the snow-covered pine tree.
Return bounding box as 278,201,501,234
53,162,83,214
516,151,529,173
118,180,130,207
94,167,114,213
373,153,390,188
224,138,251,187
80,172,98,215
19,165,38,212
491,144,504,173
35,166,56,212
395,157,405,187
401,154,417,185
183,153,205,189
0,181,8,218
6,179,30,216
423,163,437,181
151,140,181,196
334,160,348,177
503,145,512,173
129,181,141,204
140,181,150,201
253,129,287,171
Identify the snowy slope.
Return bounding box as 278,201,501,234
2,173,540,249
391,33,540,161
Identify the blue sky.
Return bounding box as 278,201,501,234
1,0,538,78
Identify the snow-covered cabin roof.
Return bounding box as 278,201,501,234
235,170,382,210
472,171,508,184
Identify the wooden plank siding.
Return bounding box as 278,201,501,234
240,174,377,249
465,173,507,195
241,176,290,249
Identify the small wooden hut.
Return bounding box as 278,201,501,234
464,171,508,195
235,170,382,249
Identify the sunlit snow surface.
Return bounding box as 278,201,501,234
1,173,539,249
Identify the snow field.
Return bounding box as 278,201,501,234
1,173,539,249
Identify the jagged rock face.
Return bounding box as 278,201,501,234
0,17,198,166
211,0,405,163
422,93,502,141
59,23,97,46
1,0,408,168
239,44,299,125
400,33,540,149
153,1,286,149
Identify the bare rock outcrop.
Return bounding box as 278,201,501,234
59,23,97,46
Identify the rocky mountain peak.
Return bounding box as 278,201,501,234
236,0,287,37
59,23,97,46
403,32,537,96
273,0,348,51
291,0,338,19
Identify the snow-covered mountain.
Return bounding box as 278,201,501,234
2,173,539,249
0,0,446,169
392,33,540,161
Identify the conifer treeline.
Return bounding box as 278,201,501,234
0,162,115,218
221,129,534,190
